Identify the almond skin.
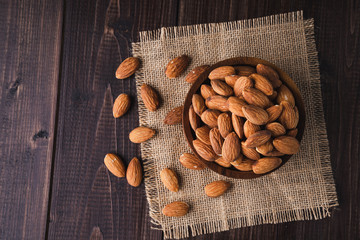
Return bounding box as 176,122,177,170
215,157,232,168
265,122,286,137
234,65,256,76
179,153,206,170
189,105,201,131
222,132,241,162
164,106,183,125
242,87,271,108
250,73,274,96
243,120,261,138
273,136,300,154
162,201,189,217
201,109,221,128
256,64,282,88
209,128,224,155
241,142,260,160
104,153,126,178
266,105,283,122
234,76,253,97
208,66,235,80
204,180,231,198
165,55,190,79
231,158,254,171
279,101,298,129
287,128,298,137
160,168,179,192
217,113,233,138
211,80,233,96
126,157,142,187
232,114,245,139
201,84,217,99
276,84,295,107
192,94,206,116
185,65,209,83
262,150,285,157
244,130,271,148
227,96,247,117
205,95,229,112
195,125,211,145
252,157,282,174
256,141,274,155
115,57,140,79
129,126,155,143
225,75,241,87
242,105,269,125
140,84,160,111
193,139,217,161
113,93,131,118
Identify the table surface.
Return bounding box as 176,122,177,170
0,0,359,239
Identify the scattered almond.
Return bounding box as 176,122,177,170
113,93,131,118
208,66,235,80
115,57,140,79
164,106,183,125
104,153,126,178
204,180,231,198
193,139,217,161
126,157,142,187
162,201,189,217
160,168,179,192
129,126,155,143
185,65,209,83
165,55,190,79
140,84,160,111
252,157,282,174
179,153,206,170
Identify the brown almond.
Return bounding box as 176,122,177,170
204,180,231,198
222,132,241,162
276,84,295,107
266,105,283,122
250,73,274,96
129,126,155,143
115,57,140,79
243,120,261,138
256,64,282,88
126,157,142,187
215,157,232,168
241,142,260,160
227,96,247,117
192,94,206,116
242,87,271,108
244,130,271,148
225,75,241,87
164,106,183,125
201,84,217,99
273,136,300,155
232,114,245,139
287,128,298,137
140,84,160,112
205,95,229,112
268,90,278,101
265,122,286,137
160,168,179,192
234,65,256,76
208,66,235,80
256,141,274,155
162,201,189,217
217,113,233,138
262,150,285,157
209,128,224,155
189,105,201,131
234,76,253,97
185,65,209,83
195,125,211,145
231,158,254,171
179,153,206,170
193,139,217,161
242,105,269,125
210,80,234,96
252,157,282,174
201,109,221,128
165,55,190,79
279,101,298,129
113,93,131,118
104,153,126,178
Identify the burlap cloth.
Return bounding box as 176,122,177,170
132,11,338,239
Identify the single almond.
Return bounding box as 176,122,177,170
115,57,140,79
262,150,285,157
243,120,261,138
204,180,231,198
287,128,298,137
185,65,209,83
104,153,126,178
256,141,274,155
232,114,245,139
234,65,256,76
231,157,254,171
211,80,233,96
265,122,286,137
276,84,295,107
225,75,241,87
256,64,282,88
244,130,271,148
266,105,283,122
234,76,253,97
160,168,179,192
208,66,235,80
242,105,269,125
193,139,217,161
201,109,221,128
250,73,274,96
140,84,160,111
227,96,247,117
189,105,201,131
222,132,241,162
205,95,229,112
273,136,300,154
179,153,206,170
192,94,206,116
113,93,131,118
164,106,183,125
201,84,217,99
129,126,155,143
242,87,271,108
165,55,190,79
162,201,189,217
209,128,224,155
279,101,298,129
195,125,211,145
126,157,142,187
241,142,260,160
252,157,282,174
215,157,232,168
217,113,233,138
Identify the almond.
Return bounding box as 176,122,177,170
222,132,241,162
193,139,217,161
287,128,298,137
273,136,300,154
160,168,179,192
209,128,224,155
231,157,254,171
129,126,155,143
244,130,271,148
185,65,209,83
115,57,140,79
179,153,206,170
215,157,232,168
279,101,298,129
140,84,160,111
242,87,271,108
113,93,131,118
262,150,285,157
205,95,229,112
234,65,256,76
266,105,283,122
252,157,282,174
189,105,201,131
242,105,269,125
104,153,126,178
227,96,247,117
256,141,274,155
208,66,235,80
268,90,278,101
192,94,206,116
250,73,274,96
201,109,221,128
256,64,282,88
195,125,211,145
217,113,233,138
241,142,260,160
164,106,183,125
243,120,261,138
162,201,189,217
204,180,231,198
201,84,217,99
225,75,241,87
126,157,142,187
234,76,253,97
276,84,295,107
165,55,190,79
265,122,286,137
211,80,233,96
232,114,245,139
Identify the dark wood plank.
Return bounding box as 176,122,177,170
0,0,63,239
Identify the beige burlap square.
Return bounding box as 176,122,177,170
132,11,338,239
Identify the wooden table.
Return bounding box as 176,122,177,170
1,0,359,239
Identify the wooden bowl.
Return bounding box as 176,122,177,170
182,57,305,179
